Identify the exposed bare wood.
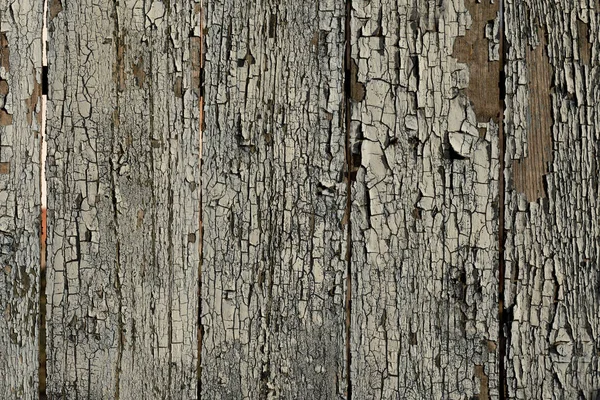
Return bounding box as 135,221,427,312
454,0,501,122
512,28,553,203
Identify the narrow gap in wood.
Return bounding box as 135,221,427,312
343,0,353,398
41,66,48,96
497,0,508,398
109,3,125,395
39,1,49,398
197,2,204,397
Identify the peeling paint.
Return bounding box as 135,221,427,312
350,0,500,398
504,0,600,398
202,0,347,398
46,0,199,397
0,1,43,397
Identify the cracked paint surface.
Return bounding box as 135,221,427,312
0,0,598,398
45,0,200,397
0,1,43,399
201,0,348,398
504,0,600,398
349,0,500,398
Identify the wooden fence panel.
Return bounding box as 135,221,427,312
0,1,43,399
503,0,600,398
45,0,200,397
0,0,595,398
200,0,349,398
349,0,501,398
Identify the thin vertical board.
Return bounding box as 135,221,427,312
201,0,348,398
349,0,501,398
504,0,600,397
45,0,200,397
0,1,43,399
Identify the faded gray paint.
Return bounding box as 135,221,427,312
45,0,200,398
0,1,43,399
349,0,500,398
201,0,348,398
504,0,600,398
0,0,598,399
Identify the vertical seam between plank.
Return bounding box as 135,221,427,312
110,2,125,397
498,0,508,398
344,0,353,398
198,2,205,398
39,0,49,398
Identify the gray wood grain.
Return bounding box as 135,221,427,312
201,1,348,398
504,0,600,398
349,1,501,398
0,1,43,399
45,0,200,397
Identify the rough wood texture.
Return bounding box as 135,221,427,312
45,0,200,397
201,1,348,398
1,0,597,398
504,0,600,398
0,1,42,399
511,29,553,203
349,0,500,398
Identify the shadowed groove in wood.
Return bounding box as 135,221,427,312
344,0,353,398
39,206,48,400
196,2,204,397
39,2,49,398
498,0,507,397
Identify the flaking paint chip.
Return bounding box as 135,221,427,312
449,132,476,158
147,1,166,26
0,162,9,174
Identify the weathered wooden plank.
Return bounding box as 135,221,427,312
201,1,348,398
349,0,501,398
45,0,200,397
503,0,600,398
0,1,43,399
